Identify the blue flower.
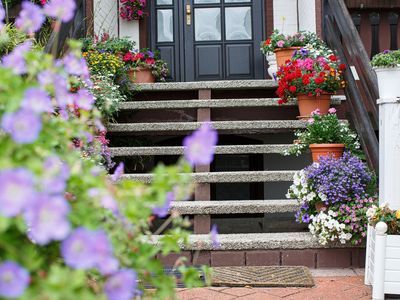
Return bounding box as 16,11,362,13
0,261,30,298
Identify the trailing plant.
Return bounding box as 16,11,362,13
276,51,346,103
367,203,400,234
288,152,377,245
260,30,325,55
0,23,28,57
123,48,169,81
119,0,146,21
284,108,361,156
81,34,135,55
371,49,400,68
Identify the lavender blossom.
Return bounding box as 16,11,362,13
104,269,137,300
0,2,5,31
15,1,45,34
21,87,53,113
1,109,42,144
43,0,76,22
24,195,70,245
210,224,221,249
0,168,36,217
152,192,174,218
53,74,73,108
41,155,70,194
183,123,218,166
74,88,94,111
2,40,32,74
63,53,89,76
92,230,119,275
111,162,124,182
0,261,30,298
38,70,55,87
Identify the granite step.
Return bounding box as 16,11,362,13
130,79,277,91
170,200,298,215
121,170,296,183
110,144,291,157
119,96,344,110
148,232,352,250
107,120,308,135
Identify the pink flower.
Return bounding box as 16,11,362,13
311,109,320,116
276,40,285,48
328,108,336,114
307,118,314,124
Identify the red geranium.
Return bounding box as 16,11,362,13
329,55,337,62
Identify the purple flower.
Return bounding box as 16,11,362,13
0,261,30,298
183,123,218,166
61,227,97,269
53,74,73,108
43,0,76,22
104,269,137,300
41,155,70,194
147,50,154,58
383,50,391,54
2,109,42,144
63,53,89,76
92,230,119,275
21,87,53,113
24,195,70,245
210,224,221,249
0,168,36,217
0,2,5,31
15,1,45,34
299,48,308,56
74,88,94,111
111,162,124,182
152,192,174,218
2,40,32,74
37,70,55,87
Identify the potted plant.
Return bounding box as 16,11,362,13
284,108,361,162
276,50,346,117
371,49,400,98
260,30,324,67
287,153,377,246
123,48,168,83
119,0,147,21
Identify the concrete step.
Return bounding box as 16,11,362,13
107,120,308,135
110,144,291,157
119,96,344,110
131,79,277,91
122,170,296,183
170,200,298,215
149,232,353,250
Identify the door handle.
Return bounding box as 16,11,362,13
186,4,191,26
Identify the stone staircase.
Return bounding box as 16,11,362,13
107,80,364,269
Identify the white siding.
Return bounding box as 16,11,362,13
119,19,140,48
93,0,118,37
273,0,298,35
298,0,316,32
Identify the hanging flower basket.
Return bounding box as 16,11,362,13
120,0,147,21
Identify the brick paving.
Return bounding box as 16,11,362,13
176,275,372,300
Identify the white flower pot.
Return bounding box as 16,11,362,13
265,53,277,79
374,67,400,98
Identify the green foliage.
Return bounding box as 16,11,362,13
81,35,135,54
285,111,362,156
368,204,400,234
0,23,28,57
371,50,400,67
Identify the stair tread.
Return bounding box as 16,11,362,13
120,96,344,110
149,232,357,250
110,144,291,156
170,199,298,214
122,170,296,183
130,79,277,91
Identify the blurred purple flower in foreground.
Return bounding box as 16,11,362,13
111,162,124,182
104,269,137,300
74,88,94,111
0,2,5,31
24,195,70,245
183,123,218,166
15,1,45,34
0,261,30,298
2,109,42,144
63,53,89,76
152,192,174,218
92,230,119,275
22,87,53,113
0,168,36,217
210,224,220,249
41,155,70,194
2,40,32,74
43,0,76,23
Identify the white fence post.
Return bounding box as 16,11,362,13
372,222,388,300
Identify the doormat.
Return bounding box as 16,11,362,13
211,266,315,288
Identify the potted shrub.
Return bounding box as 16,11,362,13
276,50,346,117
123,48,168,83
284,108,361,162
287,153,377,246
371,49,400,98
260,30,324,67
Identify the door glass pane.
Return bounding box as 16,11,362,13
195,8,221,41
157,0,173,4
225,7,252,40
157,9,173,42
194,0,220,3
225,0,251,2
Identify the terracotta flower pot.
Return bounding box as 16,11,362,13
128,67,156,83
297,94,331,118
309,143,345,162
274,47,301,66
